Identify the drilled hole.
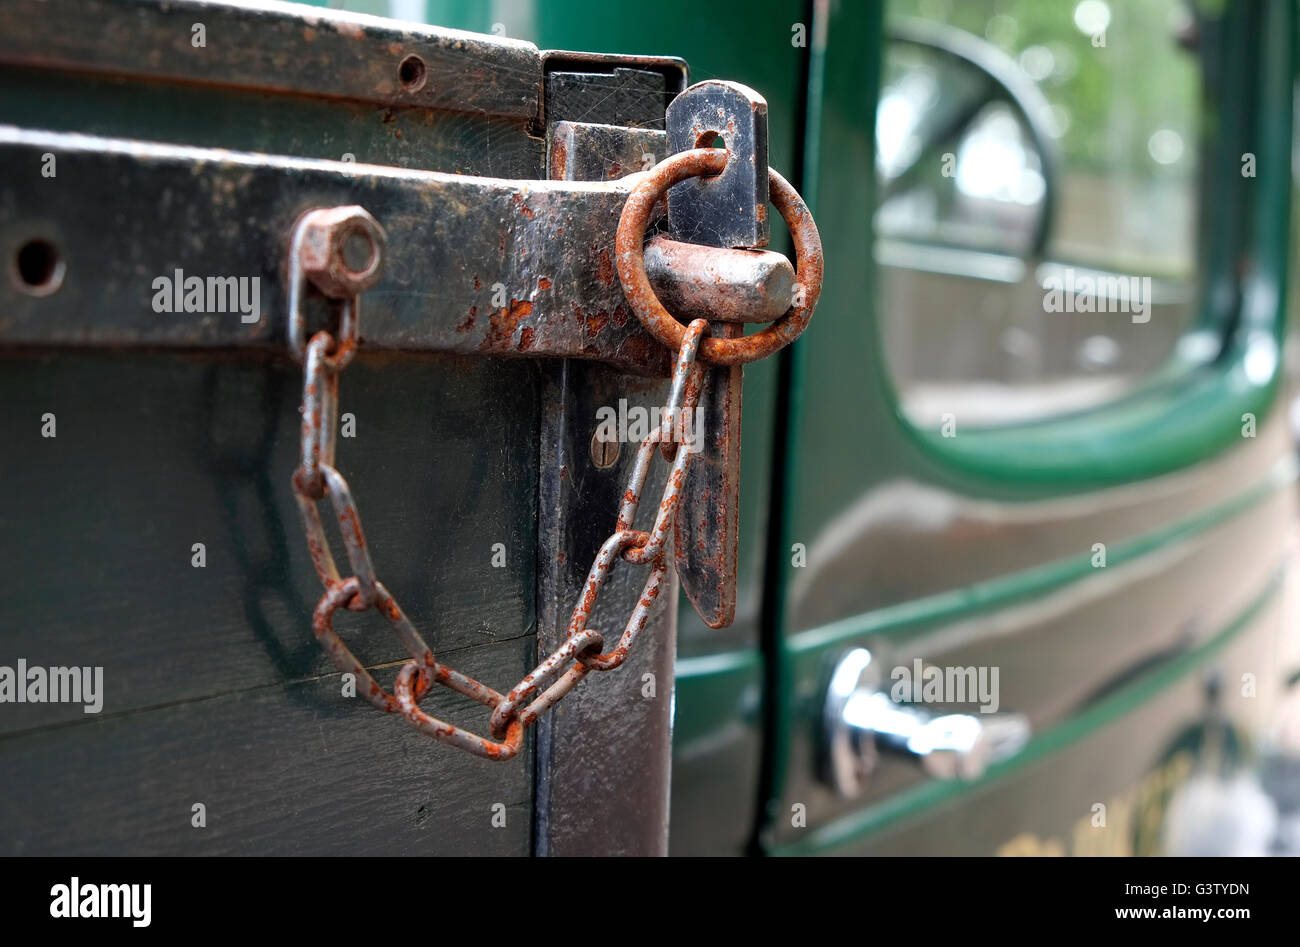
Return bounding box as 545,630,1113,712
341,229,376,275
12,239,64,296
695,131,726,150
398,54,427,92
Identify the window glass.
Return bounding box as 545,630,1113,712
878,0,1201,427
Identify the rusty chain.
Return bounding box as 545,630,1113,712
288,152,820,761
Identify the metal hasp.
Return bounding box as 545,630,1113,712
666,81,770,250
662,80,773,629
0,125,784,376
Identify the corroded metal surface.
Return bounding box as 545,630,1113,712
0,0,542,119
675,319,744,629
0,125,673,374
666,80,770,249
615,149,825,365
644,236,795,323
548,120,667,182
539,51,688,129
618,140,823,628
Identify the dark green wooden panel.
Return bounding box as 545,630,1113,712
0,351,538,728
0,351,538,853
0,635,534,855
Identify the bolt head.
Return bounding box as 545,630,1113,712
297,205,386,298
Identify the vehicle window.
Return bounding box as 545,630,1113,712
877,0,1202,427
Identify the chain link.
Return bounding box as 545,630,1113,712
288,212,710,760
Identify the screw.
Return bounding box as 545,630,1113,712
590,430,620,469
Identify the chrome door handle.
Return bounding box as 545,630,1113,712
821,648,1030,797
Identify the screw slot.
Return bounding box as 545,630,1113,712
398,54,427,92
12,239,65,296
590,430,621,469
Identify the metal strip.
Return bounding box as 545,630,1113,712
0,0,542,119
0,125,672,375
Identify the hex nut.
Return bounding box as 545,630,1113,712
297,205,386,298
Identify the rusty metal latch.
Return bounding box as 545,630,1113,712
289,116,822,759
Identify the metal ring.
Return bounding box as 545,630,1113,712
488,627,605,740
615,150,824,365
394,661,525,762
311,578,432,713
578,557,669,671
292,331,339,501
319,465,379,609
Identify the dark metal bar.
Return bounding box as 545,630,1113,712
0,125,674,375
0,0,542,120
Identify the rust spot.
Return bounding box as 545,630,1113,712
482,299,533,348
596,247,616,288
538,277,552,291
473,276,482,291
615,331,667,373
585,309,610,337
551,139,568,180
519,327,535,349
457,305,477,333
338,507,366,548
509,192,536,219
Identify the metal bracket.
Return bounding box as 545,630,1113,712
666,80,770,250
661,80,773,629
